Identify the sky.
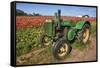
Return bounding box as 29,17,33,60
16,3,96,17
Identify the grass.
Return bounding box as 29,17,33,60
71,40,88,49
16,26,44,57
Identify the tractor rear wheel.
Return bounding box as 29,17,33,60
82,23,90,44
53,38,72,60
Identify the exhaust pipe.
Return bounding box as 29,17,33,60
58,10,61,30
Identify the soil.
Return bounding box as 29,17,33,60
16,35,97,65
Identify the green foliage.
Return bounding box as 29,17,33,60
16,26,44,57
91,25,96,34
32,12,42,16
16,9,28,16
16,9,42,16
71,40,87,49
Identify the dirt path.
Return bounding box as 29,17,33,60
62,36,96,62
16,36,96,65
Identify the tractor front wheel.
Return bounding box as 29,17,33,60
53,38,72,60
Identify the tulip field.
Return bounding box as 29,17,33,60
16,16,96,28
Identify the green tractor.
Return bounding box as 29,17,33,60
39,10,91,59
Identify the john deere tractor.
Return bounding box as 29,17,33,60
39,10,91,59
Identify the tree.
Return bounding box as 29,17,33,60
16,9,28,16
16,9,42,16
32,12,42,16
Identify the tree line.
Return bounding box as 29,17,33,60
16,9,42,16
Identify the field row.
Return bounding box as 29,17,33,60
16,16,96,28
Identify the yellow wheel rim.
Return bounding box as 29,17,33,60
43,36,51,46
83,28,89,43
58,43,68,57
44,36,49,42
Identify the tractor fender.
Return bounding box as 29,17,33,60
67,29,76,41
75,21,90,29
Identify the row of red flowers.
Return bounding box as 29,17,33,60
16,16,96,28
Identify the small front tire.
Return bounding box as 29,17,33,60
39,35,51,46
53,38,72,60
